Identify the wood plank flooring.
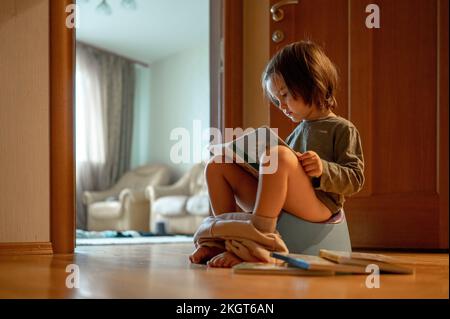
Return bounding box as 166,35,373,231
0,244,448,299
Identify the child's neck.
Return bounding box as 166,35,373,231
305,107,334,121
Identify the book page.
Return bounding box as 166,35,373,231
207,126,297,176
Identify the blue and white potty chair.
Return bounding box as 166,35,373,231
276,210,352,255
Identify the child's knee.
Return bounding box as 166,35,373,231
260,145,298,169
278,145,297,160
205,155,232,177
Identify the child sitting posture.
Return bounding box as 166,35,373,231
190,40,365,268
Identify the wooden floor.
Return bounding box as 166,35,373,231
0,244,448,299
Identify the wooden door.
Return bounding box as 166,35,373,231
269,0,448,249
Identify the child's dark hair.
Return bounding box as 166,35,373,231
262,40,338,110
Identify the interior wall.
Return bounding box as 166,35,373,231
0,0,50,243
243,0,270,129
148,45,210,178
131,65,151,169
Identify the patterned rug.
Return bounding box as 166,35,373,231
76,229,193,246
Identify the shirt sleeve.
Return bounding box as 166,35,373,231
316,126,365,196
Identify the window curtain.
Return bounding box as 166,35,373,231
76,42,136,230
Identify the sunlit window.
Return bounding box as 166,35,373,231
75,62,106,164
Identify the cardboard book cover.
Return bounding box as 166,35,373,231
319,250,414,274
208,126,297,178
271,252,368,274
232,262,335,276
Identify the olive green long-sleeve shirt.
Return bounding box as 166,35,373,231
285,115,365,214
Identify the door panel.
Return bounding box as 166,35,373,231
371,0,437,194
269,0,448,248
269,0,349,139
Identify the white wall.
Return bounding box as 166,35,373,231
0,0,50,243
131,65,151,169
148,45,210,178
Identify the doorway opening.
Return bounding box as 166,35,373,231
74,0,211,245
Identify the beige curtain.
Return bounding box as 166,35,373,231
76,42,136,229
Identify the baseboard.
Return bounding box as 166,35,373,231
0,242,53,255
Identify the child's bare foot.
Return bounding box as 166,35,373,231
189,246,226,264
207,251,243,268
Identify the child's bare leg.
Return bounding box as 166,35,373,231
190,155,259,265
253,145,332,225
205,154,258,215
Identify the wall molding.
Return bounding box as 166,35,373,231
0,242,53,256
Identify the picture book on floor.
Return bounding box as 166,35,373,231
270,252,369,274
232,262,335,276
318,249,414,274
232,251,415,276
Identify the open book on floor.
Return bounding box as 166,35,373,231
232,262,335,276
233,253,366,276
318,249,415,274
270,252,369,274
208,126,297,178
233,251,415,276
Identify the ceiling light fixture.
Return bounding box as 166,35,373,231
96,0,113,15
121,0,137,10
80,0,137,16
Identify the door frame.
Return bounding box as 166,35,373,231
50,0,75,254
210,0,243,134
49,0,243,254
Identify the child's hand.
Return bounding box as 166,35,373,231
296,151,323,177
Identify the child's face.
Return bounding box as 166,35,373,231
266,74,315,123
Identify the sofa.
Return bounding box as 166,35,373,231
146,162,210,235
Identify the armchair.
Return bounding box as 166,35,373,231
83,164,171,232
146,162,210,235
